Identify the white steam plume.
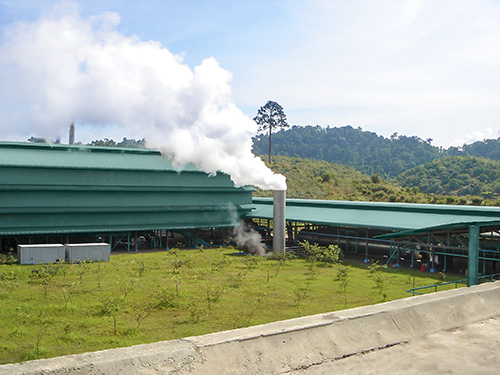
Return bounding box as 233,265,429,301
0,5,286,190
232,221,267,256
227,204,266,255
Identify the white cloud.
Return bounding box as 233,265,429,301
234,0,500,147
0,4,286,190
1,0,499,155
450,128,500,148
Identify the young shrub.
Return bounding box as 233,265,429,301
226,272,246,289
268,250,296,277
293,283,310,316
211,259,230,272
368,261,389,301
205,284,225,310
0,248,17,265
0,270,18,293
300,240,342,265
134,304,153,328
236,288,267,328
337,265,349,307
154,288,179,310
242,255,261,270
170,257,193,274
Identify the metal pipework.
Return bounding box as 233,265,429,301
272,190,286,253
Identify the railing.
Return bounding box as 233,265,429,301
406,273,500,296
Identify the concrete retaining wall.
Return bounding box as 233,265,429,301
2,281,500,375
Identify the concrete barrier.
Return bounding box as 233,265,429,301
2,281,500,375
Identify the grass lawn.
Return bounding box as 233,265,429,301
0,247,465,365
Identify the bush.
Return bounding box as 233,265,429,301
471,196,483,205
300,241,342,264
0,250,17,265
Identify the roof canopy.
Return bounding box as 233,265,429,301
249,198,500,237
0,141,198,171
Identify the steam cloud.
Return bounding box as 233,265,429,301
0,4,286,190
232,221,267,256
226,203,266,255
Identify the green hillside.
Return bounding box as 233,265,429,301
252,125,441,178
396,156,500,200
254,155,429,203
252,125,500,179
254,155,495,206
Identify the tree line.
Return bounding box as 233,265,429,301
252,125,442,177
253,155,495,206
396,156,500,200
28,137,145,148
252,125,500,179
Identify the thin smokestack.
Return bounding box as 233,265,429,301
272,190,286,253
69,122,75,144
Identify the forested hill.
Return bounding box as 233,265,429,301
252,125,441,177
254,155,495,205
252,125,500,178
396,156,500,200
253,155,430,203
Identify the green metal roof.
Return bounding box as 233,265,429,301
375,220,500,239
0,141,199,171
249,198,500,234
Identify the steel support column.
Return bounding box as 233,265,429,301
468,224,480,287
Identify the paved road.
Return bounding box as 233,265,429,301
289,316,500,375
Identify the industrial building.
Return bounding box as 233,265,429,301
2,141,500,287
252,198,500,287
0,141,253,252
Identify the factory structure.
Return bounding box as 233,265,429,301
0,141,254,255
1,141,500,287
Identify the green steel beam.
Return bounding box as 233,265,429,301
468,224,480,287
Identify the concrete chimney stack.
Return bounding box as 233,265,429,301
272,190,286,253
69,122,75,144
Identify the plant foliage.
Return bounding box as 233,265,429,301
253,100,289,163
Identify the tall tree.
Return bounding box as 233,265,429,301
253,100,289,163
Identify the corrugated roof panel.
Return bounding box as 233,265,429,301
0,141,198,171
249,198,500,232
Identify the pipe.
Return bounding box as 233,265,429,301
272,190,286,253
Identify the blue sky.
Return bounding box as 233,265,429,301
1,0,500,148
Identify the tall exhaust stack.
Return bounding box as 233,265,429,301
272,190,286,253
69,122,75,144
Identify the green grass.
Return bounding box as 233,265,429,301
0,248,465,365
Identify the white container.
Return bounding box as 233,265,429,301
18,244,65,265
64,243,110,263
